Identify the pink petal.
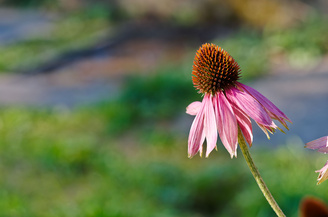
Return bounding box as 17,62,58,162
226,87,275,128
188,100,206,158
231,104,253,146
256,123,276,140
238,82,292,125
306,136,328,152
198,130,206,157
213,92,238,158
186,101,202,116
318,147,328,154
316,160,328,185
203,94,218,157
268,112,289,130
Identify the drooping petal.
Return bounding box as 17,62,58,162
213,92,238,158
238,82,292,126
226,87,275,128
306,136,328,151
188,99,206,158
203,94,218,157
316,160,328,185
256,122,277,140
231,104,253,146
186,101,202,115
268,112,289,130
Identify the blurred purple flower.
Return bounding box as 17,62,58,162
187,43,291,158
306,136,328,153
306,136,328,184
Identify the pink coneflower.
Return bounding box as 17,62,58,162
305,136,328,184
187,43,291,158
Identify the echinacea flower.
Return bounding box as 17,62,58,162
305,136,328,184
187,43,291,158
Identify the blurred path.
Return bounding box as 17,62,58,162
0,11,232,106
0,37,199,106
0,8,55,44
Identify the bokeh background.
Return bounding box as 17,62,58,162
0,0,327,216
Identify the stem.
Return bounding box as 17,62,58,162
238,129,285,217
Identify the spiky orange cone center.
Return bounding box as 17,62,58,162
192,43,241,94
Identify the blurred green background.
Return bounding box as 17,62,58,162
0,0,327,216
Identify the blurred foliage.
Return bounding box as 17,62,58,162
96,68,199,134
227,0,308,29
217,13,328,76
0,0,314,29
264,14,328,68
0,105,326,216
219,31,269,79
0,0,54,7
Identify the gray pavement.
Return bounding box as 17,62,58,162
0,73,121,107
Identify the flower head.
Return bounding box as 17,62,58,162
305,136,328,184
187,43,291,158
192,43,240,95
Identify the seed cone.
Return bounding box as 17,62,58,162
192,43,241,94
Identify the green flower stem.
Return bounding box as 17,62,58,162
238,129,285,217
